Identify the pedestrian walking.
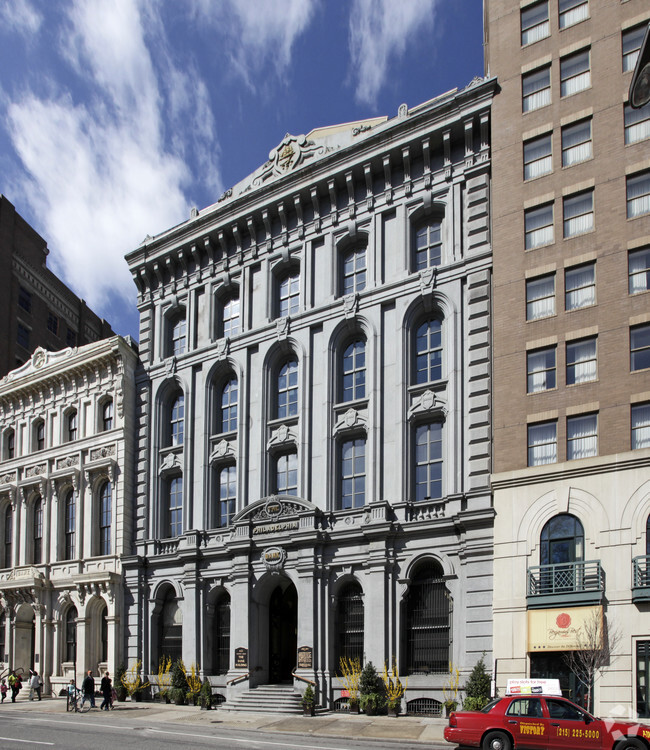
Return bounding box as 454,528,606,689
29,670,42,701
0,679,7,703
81,670,95,708
100,671,112,711
8,670,21,702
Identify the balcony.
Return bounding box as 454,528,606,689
633,556,650,602
527,560,604,608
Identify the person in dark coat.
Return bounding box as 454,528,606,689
82,670,95,708
100,671,112,711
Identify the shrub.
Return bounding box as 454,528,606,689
462,654,491,711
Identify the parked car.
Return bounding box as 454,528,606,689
444,693,650,750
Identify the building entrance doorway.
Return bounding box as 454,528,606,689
268,582,297,683
14,605,35,673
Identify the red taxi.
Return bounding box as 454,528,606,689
444,693,650,750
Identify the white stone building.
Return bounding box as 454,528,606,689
0,337,137,694
124,78,496,712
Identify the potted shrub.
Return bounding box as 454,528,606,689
157,656,172,703
382,660,407,717
181,661,202,707
120,660,150,701
359,662,384,716
443,662,461,716
115,664,127,702
171,660,188,705
339,656,361,714
199,678,212,710
302,685,315,716
462,654,491,711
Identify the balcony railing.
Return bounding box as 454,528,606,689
527,560,604,608
633,556,650,602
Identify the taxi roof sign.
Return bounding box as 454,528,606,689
506,679,562,696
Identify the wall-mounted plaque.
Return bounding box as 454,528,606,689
297,645,312,669
234,647,248,669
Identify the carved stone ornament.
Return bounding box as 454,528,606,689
165,356,177,376
25,464,47,479
216,338,230,360
408,390,447,421
268,424,295,448
253,134,327,186
398,103,409,118
419,267,437,294
251,496,304,522
209,439,235,463
2,346,74,383
343,293,359,318
159,452,182,475
0,471,16,486
262,546,287,572
56,455,80,470
276,316,290,340
89,445,116,462
334,408,367,435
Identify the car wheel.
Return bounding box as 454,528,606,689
616,740,644,750
482,731,512,750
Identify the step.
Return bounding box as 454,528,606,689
219,684,309,714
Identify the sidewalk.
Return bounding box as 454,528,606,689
0,696,449,744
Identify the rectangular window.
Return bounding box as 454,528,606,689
565,263,595,310
528,421,557,466
275,452,298,496
222,296,240,338
625,102,650,145
524,133,552,180
627,172,650,219
218,465,236,527
521,1,549,45
623,25,646,73
525,203,554,249
527,346,556,393
168,476,183,537
66,328,77,347
526,274,555,320
561,49,591,97
566,337,597,385
632,403,650,450
562,119,592,167
415,423,443,501
629,247,650,294
279,272,300,317
47,312,59,335
567,413,598,460
631,325,650,371
342,247,367,295
523,66,551,112
637,641,650,719
18,286,32,313
559,0,588,30
17,323,30,349
340,437,366,509
564,190,594,237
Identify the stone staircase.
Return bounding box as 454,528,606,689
219,684,309,714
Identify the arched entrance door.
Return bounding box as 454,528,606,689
14,604,35,672
268,582,297,683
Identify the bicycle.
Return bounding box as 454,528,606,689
67,687,91,713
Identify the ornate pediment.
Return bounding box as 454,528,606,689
253,134,328,187
232,495,317,524
2,346,74,384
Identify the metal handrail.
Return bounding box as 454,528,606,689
633,555,650,587
527,559,603,596
226,672,250,686
292,669,316,686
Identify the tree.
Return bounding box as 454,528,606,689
463,654,491,711
359,661,383,714
563,609,620,711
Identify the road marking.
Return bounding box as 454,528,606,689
0,736,54,746
146,727,352,750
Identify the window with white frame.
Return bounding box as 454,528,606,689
527,346,556,393
276,359,298,419
217,464,236,527
278,269,300,317
33,496,43,565
566,337,597,385
562,119,592,167
525,203,554,249
274,451,297,496
559,0,588,29
565,263,595,310
526,274,555,320
64,490,76,560
414,317,443,384
523,66,551,112
623,24,646,73
414,219,442,270
563,190,594,237
4,429,15,460
629,247,650,294
560,49,591,97
567,413,598,460
168,312,186,357
414,422,443,501
631,325,650,371
102,400,114,431
170,393,184,446
339,436,366,509
4,506,12,568
221,293,240,338
35,420,45,451
341,245,367,296
219,377,238,433
528,421,557,466
167,475,183,537
99,481,111,556
341,339,366,402
632,403,650,450
627,172,650,219
625,102,650,145
524,133,552,180
67,410,78,442
521,1,549,45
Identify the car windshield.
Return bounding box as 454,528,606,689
481,699,502,713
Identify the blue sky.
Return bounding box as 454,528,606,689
0,0,484,341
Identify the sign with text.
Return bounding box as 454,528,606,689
234,647,248,669
528,605,602,652
297,646,312,669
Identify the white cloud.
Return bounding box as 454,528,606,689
349,0,438,107
191,0,318,90
4,0,222,322
0,0,42,37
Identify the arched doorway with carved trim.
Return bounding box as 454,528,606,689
268,581,297,684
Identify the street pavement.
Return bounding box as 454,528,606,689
0,695,449,745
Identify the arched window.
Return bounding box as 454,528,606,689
277,360,298,419
216,465,236,528
159,589,182,663
414,422,443,501
341,245,367,296
4,506,13,568
65,606,78,663
220,378,238,433
341,339,366,402
339,436,366,509
64,490,76,560
540,514,584,565
278,269,300,318
170,393,184,446
33,496,43,565
35,419,45,451
166,475,183,538
99,482,112,556
213,593,231,674
404,563,451,675
67,410,78,442
220,293,240,338
168,312,187,357
414,318,442,384
335,582,364,665
414,218,442,270
274,451,297,496
102,400,114,431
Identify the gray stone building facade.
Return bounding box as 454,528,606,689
124,77,496,711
